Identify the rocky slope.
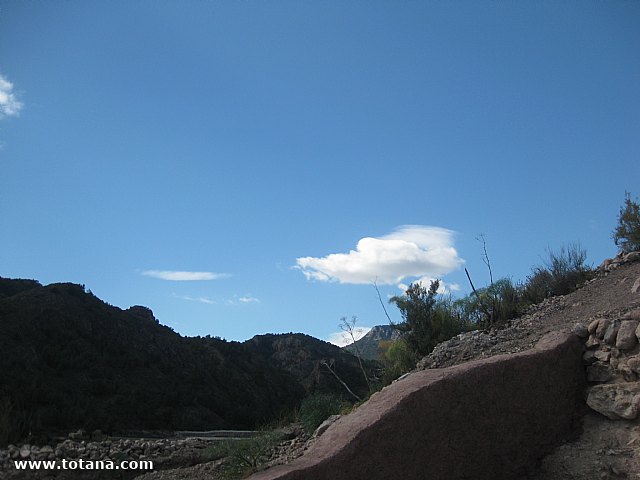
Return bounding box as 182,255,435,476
136,252,640,480
416,252,640,479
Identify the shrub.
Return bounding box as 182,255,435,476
299,393,347,434
379,338,416,385
522,244,593,304
208,430,282,479
390,280,470,357
613,191,640,254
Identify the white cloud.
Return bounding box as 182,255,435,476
295,225,464,285
227,294,260,305
327,326,372,347
0,74,23,118
172,293,216,304
142,270,231,281
238,295,260,304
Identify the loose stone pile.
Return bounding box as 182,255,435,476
0,434,216,471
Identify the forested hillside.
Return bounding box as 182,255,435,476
0,278,371,445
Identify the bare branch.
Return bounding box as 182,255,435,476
373,278,394,326
320,359,362,402
340,316,371,392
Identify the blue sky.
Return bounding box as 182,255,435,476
1,1,639,344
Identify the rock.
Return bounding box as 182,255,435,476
587,362,612,382
19,445,30,459
627,355,640,374
623,251,640,263
616,320,640,350
611,357,620,369
603,320,621,345
594,350,611,362
583,350,598,365
69,429,85,441
588,318,601,334
619,363,637,382
586,382,640,420
312,415,342,439
596,319,611,339
586,335,601,349
623,309,640,321
40,446,53,454
633,277,640,294
573,323,589,338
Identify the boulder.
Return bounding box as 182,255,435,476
596,319,611,339
585,335,600,349
603,320,621,345
582,350,597,365
588,318,601,334
623,309,640,321
633,277,640,295
627,355,640,374
594,350,611,362
616,320,640,350
587,362,612,382
586,382,640,420
572,323,588,338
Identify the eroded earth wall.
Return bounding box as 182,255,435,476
250,331,585,480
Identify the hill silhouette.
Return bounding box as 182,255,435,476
0,277,374,445
246,333,378,398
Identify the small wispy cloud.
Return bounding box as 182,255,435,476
0,74,23,118
327,327,372,347
142,270,231,281
172,293,216,305
237,295,260,304
295,225,464,286
226,294,260,305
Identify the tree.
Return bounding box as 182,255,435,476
390,280,440,358
613,191,640,254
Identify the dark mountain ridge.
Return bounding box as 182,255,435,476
0,277,373,445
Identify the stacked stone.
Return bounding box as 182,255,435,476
581,308,640,420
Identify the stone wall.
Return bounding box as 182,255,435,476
249,331,585,480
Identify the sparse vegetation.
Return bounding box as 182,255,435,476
379,338,415,385
613,191,640,254
379,243,594,384
389,280,470,360
209,430,282,479
299,393,348,434
522,243,593,304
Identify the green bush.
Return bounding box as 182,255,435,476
452,278,523,329
522,244,593,304
613,191,640,254
298,393,346,434
380,338,416,385
208,430,281,479
390,281,469,358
